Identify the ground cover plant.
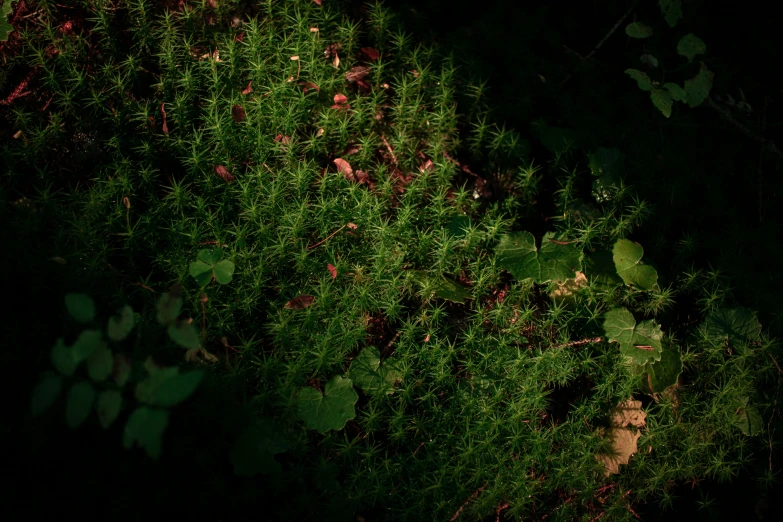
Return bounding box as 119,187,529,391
2,1,782,520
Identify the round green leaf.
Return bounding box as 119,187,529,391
213,259,235,285
664,83,687,102
96,389,122,429
198,247,224,265
348,346,402,395
603,307,663,367
411,271,472,303
659,0,683,28
188,259,214,287
51,338,77,377
704,307,762,346
584,250,623,289
677,33,706,63
231,420,290,476
136,367,204,407
684,63,714,108
644,341,682,393
66,381,96,428
72,329,103,363
640,54,659,68
651,88,673,118
167,321,201,349
31,374,63,416
297,376,358,433
730,397,763,436
107,305,136,341
496,231,582,284
625,69,653,92
86,342,114,382
156,292,182,325
625,22,653,38
612,239,658,290
123,407,169,460
65,293,96,323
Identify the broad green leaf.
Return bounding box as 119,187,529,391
603,308,664,367
625,69,653,92
651,88,673,118
136,367,204,407
584,250,623,289
643,341,682,393
704,307,762,346
640,54,658,68
1,1,18,42
107,306,136,341
677,33,706,63
445,215,472,239
31,374,63,416
51,338,77,376
659,0,682,28
410,271,472,303
297,376,358,433
65,293,96,323
588,147,625,186
65,381,96,428
231,420,290,476
86,342,113,382
156,292,182,325
664,83,687,102
72,329,103,363
123,407,169,460
612,239,658,290
348,346,402,395
190,248,235,286
730,397,763,436
496,231,581,284
625,22,653,38
167,321,201,349
684,63,714,108
96,389,122,429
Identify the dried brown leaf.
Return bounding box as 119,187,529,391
596,427,641,477
610,399,647,428
361,47,380,61
347,222,358,230
333,93,348,105
419,158,434,173
549,271,588,304
215,165,234,182
333,158,354,181
299,81,320,93
160,103,169,135
284,295,315,310
231,104,246,123
327,263,338,279
313,0,322,5
345,65,370,82
241,81,253,95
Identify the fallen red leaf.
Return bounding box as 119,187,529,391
361,47,380,61
342,143,362,155
299,81,321,93
273,134,283,142
284,295,315,310
241,81,253,95
419,159,434,173
231,104,246,123
215,165,234,182
160,103,169,135
356,79,371,94
347,222,357,230
234,32,244,42
313,0,322,5
333,93,348,105
333,158,354,181
327,263,337,279
345,66,370,82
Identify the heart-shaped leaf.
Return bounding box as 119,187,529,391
96,389,123,429
677,33,706,63
625,69,653,92
643,341,682,393
66,380,96,428
107,305,136,341
684,63,714,108
584,250,623,289
625,22,653,38
51,338,77,376
703,307,762,346
123,407,169,460
190,248,235,286
640,53,659,68
297,376,358,433
651,88,673,118
603,307,663,367
410,271,472,303
348,347,402,395
497,231,582,284
31,373,63,416
136,366,204,407
613,239,658,290
65,293,96,323
167,321,201,350
664,82,687,102
86,342,114,382
231,419,290,476
659,0,683,28
156,292,182,325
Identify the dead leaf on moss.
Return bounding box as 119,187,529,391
185,348,219,364
241,81,253,95
215,165,234,182
550,271,588,304
333,158,354,180
596,399,647,477
313,0,322,5
231,105,246,123
345,66,370,82
610,399,647,428
284,295,315,310
327,263,338,279
361,47,380,61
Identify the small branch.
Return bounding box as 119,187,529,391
0,67,38,106
553,337,602,349
450,484,487,521
307,223,347,250
560,0,639,88
381,134,398,166
442,150,478,177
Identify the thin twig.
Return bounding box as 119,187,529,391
553,337,602,349
307,223,347,250
559,0,639,88
381,133,398,166
442,150,478,176
450,484,487,521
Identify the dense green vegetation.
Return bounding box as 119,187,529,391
2,1,781,520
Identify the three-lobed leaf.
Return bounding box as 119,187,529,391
603,307,664,367
496,231,582,284
297,376,358,433
65,293,96,323
189,248,235,286
348,346,402,395
613,239,658,290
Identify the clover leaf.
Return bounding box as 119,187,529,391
659,0,683,28
703,307,762,346
297,376,358,433
613,239,658,290
189,248,235,287
231,419,290,476
603,307,663,367
123,406,169,460
348,347,402,395
497,231,581,284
